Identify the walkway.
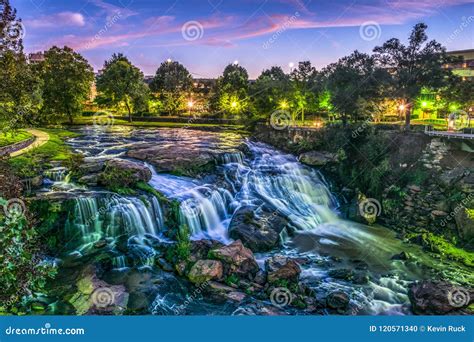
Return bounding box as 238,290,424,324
9,129,50,157
424,126,474,140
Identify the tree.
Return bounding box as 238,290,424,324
150,60,192,93
0,0,23,55
40,46,94,124
373,23,450,128
0,51,42,129
323,51,389,124
251,66,290,118
289,61,320,123
150,60,192,115
440,76,474,114
96,53,146,121
211,63,249,118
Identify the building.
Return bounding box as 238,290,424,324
446,49,474,80
27,52,45,64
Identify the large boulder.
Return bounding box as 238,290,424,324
228,206,288,252
265,255,301,284
209,240,259,276
298,151,337,167
102,159,152,183
188,260,223,284
127,144,216,176
408,281,473,315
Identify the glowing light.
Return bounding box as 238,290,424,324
166,58,172,63
289,62,294,68
233,60,239,65
399,104,405,111
280,100,288,109
231,101,238,108
187,101,194,108
422,101,428,107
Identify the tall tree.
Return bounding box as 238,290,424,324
323,51,389,124
211,63,249,117
0,51,42,128
251,66,290,117
40,46,94,124
0,0,23,55
150,60,192,115
96,53,146,121
373,23,449,128
289,61,320,123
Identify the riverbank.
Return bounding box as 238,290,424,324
67,115,246,132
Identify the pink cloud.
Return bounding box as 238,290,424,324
26,12,86,28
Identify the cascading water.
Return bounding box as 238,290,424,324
50,126,473,316
65,194,165,252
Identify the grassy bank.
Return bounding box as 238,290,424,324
8,128,80,178
69,115,245,131
0,130,33,147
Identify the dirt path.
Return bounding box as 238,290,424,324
10,129,50,157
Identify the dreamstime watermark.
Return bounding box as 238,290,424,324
181,20,204,41
270,110,292,130
91,287,115,308
171,281,210,314
270,287,293,308
447,286,470,308
359,21,381,41
3,20,26,41
358,198,382,219
92,111,115,128
352,119,371,138
84,12,123,50
262,12,300,49
445,16,474,44
5,323,85,336
440,193,474,227
2,198,26,218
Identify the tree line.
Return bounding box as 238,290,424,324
1,0,473,130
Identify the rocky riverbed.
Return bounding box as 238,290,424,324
25,126,474,316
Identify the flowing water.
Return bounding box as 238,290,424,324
41,126,472,315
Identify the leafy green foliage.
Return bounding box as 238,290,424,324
40,46,94,124
96,53,148,121
0,198,57,314
373,23,451,127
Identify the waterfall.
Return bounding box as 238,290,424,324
44,167,69,182
178,187,232,242
65,194,165,251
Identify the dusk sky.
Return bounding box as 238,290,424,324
15,0,474,78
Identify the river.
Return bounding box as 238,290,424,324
39,125,473,315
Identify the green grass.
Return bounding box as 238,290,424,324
69,115,245,130
0,130,33,147
415,232,474,267
9,128,80,178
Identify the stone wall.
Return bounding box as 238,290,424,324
0,137,35,157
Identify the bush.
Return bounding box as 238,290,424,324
0,198,57,314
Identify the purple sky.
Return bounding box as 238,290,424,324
15,0,474,78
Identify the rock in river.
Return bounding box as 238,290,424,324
228,206,288,252
210,240,259,276
188,260,223,284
